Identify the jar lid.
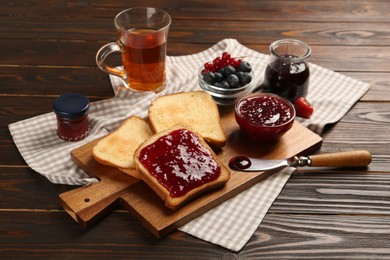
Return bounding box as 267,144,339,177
53,93,90,118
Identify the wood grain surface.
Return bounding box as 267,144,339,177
1,0,389,258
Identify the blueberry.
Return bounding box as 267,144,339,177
238,61,252,72
237,72,252,85
214,72,223,83
223,65,236,76
203,71,215,84
219,81,230,89
227,74,240,88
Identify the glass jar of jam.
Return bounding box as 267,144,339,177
53,93,90,141
262,39,311,103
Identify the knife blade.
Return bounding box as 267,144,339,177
229,150,372,172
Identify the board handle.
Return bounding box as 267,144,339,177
309,150,372,167
59,176,137,228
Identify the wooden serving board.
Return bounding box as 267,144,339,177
59,107,322,237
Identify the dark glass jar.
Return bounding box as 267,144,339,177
262,39,311,103
53,93,90,141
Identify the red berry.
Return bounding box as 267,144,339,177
201,69,207,75
221,60,229,68
294,97,314,119
204,62,214,72
213,57,223,70
222,52,231,61
229,58,241,67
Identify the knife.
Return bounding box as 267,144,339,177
229,150,372,171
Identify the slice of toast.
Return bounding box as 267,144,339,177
92,116,153,179
133,125,230,210
148,91,227,147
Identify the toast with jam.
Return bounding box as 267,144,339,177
133,125,230,210
148,91,227,147
92,116,153,179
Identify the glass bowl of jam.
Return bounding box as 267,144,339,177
198,64,256,106
235,93,295,141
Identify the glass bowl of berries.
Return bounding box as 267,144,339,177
198,52,256,106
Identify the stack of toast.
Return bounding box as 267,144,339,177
92,91,230,209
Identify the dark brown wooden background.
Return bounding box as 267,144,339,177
1,0,389,259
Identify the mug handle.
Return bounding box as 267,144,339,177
96,42,127,80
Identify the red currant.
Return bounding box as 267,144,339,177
204,61,214,71
222,52,231,61
221,59,229,68
230,58,241,67
213,57,223,70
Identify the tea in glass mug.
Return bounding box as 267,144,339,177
96,7,171,92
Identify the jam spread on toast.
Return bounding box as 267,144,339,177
139,129,221,197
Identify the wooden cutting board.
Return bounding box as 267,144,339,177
59,106,322,237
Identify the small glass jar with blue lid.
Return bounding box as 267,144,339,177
53,93,90,141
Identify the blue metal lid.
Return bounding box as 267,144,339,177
53,93,90,118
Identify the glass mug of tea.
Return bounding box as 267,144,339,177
96,7,171,92
262,39,311,102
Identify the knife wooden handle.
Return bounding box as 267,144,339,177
309,150,372,167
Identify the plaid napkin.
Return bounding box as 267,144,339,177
9,38,369,251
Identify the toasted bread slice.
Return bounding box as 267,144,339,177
148,91,227,147
92,116,153,179
133,125,230,210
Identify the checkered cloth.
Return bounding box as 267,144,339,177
9,39,369,251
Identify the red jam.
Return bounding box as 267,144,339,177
56,114,90,141
229,156,252,170
262,54,310,102
261,39,311,103
235,93,295,141
138,129,221,198
53,93,90,142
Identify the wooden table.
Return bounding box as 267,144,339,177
1,1,389,258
